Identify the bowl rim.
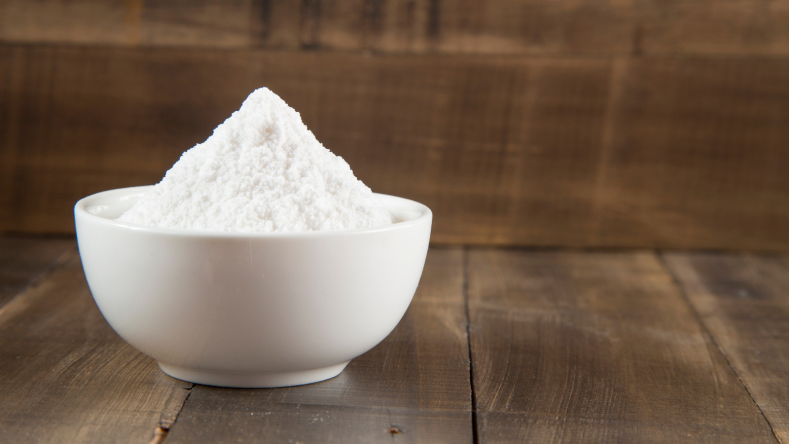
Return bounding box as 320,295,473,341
75,186,432,239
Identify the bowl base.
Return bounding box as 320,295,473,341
158,361,350,388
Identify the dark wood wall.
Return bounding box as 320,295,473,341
2,1,788,250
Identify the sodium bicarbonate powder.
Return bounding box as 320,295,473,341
117,88,392,232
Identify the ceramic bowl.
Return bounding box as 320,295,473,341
74,186,431,388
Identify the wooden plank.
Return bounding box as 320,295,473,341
0,0,258,48
165,247,472,443
0,236,74,308
592,58,789,251
3,44,789,249
2,0,789,57
0,252,192,443
467,250,778,443
664,253,789,443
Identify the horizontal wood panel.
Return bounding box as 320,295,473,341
665,253,789,442
165,248,473,443
0,253,192,443
467,250,778,443
2,44,789,249
592,58,789,250
2,0,789,56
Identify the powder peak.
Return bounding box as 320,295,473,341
118,88,392,232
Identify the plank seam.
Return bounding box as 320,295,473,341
463,247,479,444
8,40,789,63
657,252,784,444
155,384,194,444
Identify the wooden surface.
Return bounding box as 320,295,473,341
665,253,789,443
0,248,192,443
2,237,788,443
467,250,777,443
2,43,789,250
0,237,74,307
3,0,789,57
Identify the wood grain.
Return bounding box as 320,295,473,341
2,44,789,250
467,250,778,443
0,0,255,48
2,0,789,57
591,58,789,251
0,236,74,308
0,252,192,443
664,253,789,443
165,247,473,443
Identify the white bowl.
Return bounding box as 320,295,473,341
74,186,431,388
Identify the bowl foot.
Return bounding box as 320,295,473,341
158,361,350,388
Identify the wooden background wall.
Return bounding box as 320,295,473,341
1,0,788,250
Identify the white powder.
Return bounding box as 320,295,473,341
118,88,392,232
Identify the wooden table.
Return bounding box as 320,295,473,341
1,236,787,443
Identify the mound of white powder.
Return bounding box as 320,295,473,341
117,88,392,232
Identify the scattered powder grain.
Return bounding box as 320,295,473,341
118,88,392,232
